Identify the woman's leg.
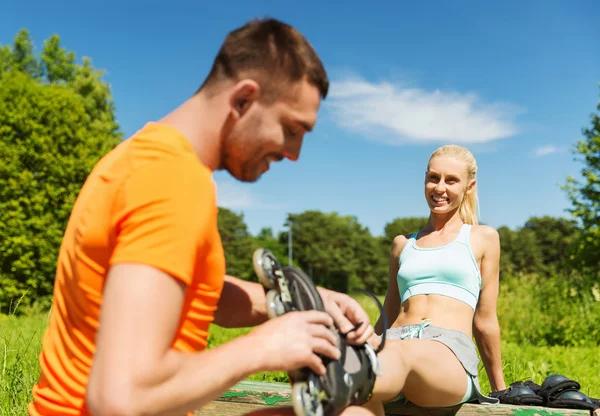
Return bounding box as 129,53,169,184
366,338,471,408
258,339,473,416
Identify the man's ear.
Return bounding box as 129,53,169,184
229,79,260,119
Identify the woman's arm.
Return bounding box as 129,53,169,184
374,235,406,335
473,226,506,391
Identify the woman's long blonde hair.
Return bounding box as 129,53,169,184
428,145,479,225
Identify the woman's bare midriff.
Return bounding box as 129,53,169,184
390,294,475,337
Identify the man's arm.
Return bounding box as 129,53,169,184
86,264,340,416
214,274,375,345
213,275,268,328
473,227,506,392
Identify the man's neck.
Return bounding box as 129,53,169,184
157,91,227,171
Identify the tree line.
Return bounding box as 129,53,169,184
218,209,588,294
1,29,598,313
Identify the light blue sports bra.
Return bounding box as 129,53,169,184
396,224,482,311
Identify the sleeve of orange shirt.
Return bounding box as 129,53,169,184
109,160,216,287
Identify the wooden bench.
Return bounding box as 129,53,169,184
196,380,600,416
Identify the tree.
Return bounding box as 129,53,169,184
0,30,122,312
522,216,579,271
281,211,387,294
217,208,257,281
256,227,287,266
4,29,42,78
563,86,600,270
497,226,517,277
494,224,545,277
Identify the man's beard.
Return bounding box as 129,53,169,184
221,133,261,183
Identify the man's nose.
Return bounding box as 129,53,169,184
283,139,302,161
283,150,300,161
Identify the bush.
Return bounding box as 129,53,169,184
0,31,121,312
497,273,600,347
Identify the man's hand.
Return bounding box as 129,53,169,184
317,288,374,345
366,333,383,351
246,310,341,376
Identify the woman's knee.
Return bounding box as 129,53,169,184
401,343,470,406
367,341,413,402
373,339,469,407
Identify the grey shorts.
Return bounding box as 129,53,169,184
384,320,499,406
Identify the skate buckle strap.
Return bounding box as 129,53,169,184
341,322,363,337
365,343,383,377
400,319,432,340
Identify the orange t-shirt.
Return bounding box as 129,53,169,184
29,122,226,415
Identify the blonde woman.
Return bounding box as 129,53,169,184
352,145,506,415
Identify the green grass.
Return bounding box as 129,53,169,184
0,313,49,416
2,292,599,415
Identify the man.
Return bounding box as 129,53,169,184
29,17,374,416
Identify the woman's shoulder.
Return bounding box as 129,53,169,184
391,232,415,257
469,224,500,248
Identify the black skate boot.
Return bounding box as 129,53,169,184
253,248,387,416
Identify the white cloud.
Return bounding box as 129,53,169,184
325,75,522,145
532,145,563,157
214,180,283,210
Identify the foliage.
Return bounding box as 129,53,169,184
217,207,257,281
279,211,388,294
497,273,600,347
522,216,579,268
0,30,121,312
496,216,579,278
563,86,600,270
256,227,288,264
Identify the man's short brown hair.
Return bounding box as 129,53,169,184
197,18,329,102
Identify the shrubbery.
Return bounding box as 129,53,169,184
498,272,600,347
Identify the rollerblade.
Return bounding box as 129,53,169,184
253,248,388,416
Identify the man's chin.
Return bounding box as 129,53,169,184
229,170,263,183
222,160,266,183
240,176,261,183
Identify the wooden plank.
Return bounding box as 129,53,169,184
198,381,597,416
384,402,592,416
195,401,276,415
210,380,292,407
194,381,294,415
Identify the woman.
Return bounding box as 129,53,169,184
359,144,506,415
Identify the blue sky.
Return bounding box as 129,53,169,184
2,0,599,237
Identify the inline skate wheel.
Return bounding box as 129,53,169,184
292,381,324,416
252,248,276,289
266,289,286,319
